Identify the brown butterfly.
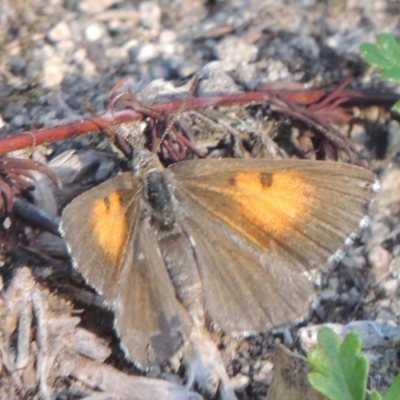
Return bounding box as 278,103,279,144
61,139,376,371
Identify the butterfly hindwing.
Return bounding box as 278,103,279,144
116,216,192,368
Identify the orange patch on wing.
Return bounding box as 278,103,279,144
230,171,314,238
91,192,127,263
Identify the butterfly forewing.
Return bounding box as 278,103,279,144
62,173,137,300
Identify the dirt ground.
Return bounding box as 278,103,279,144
0,0,400,399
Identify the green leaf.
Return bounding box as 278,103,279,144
392,101,400,114
360,34,400,72
377,33,400,65
371,390,383,400
382,374,400,400
360,43,394,70
381,67,400,83
360,34,400,115
307,328,369,400
339,333,368,400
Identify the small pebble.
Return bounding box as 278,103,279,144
85,23,108,42
252,361,274,385
368,246,391,271
199,61,240,95
214,36,258,70
369,221,391,242
11,114,27,127
136,43,160,63
8,57,26,75
47,21,72,42
388,256,400,273
382,279,397,296
230,373,250,392
43,57,65,87
159,29,177,44
146,365,161,378
328,276,339,292
139,1,161,31
3,100,26,120
320,288,338,301
79,0,116,13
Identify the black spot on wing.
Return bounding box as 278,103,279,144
259,172,273,189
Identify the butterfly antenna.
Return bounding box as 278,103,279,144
155,74,201,154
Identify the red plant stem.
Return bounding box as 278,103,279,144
0,110,142,154
0,88,398,155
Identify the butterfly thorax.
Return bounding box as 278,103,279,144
129,148,177,231
144,168,175,229
130,147,163,176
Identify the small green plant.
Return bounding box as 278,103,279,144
360,33,400,113
307,327,400,400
